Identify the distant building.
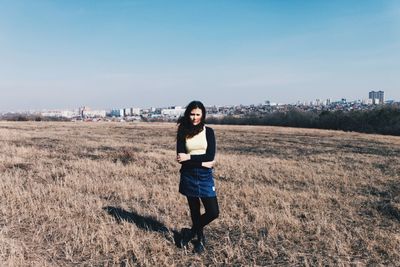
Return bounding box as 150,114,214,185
362,99,373,105
161,106,185,118
78,106,105,118
41,110,78,118
83,109,106,118
130,107,140,116
123,108,131,116
323,98,331,106
369,90,384,104
117,107,141,117
79,106,86,118
108,109,124,117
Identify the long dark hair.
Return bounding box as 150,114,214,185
177,100,206,141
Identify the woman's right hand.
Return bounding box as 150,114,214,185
177,153,190,163
202,160,215,169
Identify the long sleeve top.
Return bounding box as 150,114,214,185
176,126,216,170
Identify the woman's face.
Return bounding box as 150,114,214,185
189,108,202,126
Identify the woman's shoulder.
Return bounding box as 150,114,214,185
205,125,215,135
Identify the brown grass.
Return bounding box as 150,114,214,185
0,121,399,266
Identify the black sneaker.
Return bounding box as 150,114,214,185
193,235,206,254
193,238,205,254
180,228,194,248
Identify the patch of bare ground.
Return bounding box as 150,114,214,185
0,121,399,266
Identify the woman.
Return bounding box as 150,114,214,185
176,100,219,253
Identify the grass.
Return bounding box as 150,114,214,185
0,121,399,266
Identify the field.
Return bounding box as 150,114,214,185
0,121,399,266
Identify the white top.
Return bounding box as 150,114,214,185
185,126,208,155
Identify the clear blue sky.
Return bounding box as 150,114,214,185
0,0,399,111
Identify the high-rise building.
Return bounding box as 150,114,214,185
326,98,331,106
369,90,384,104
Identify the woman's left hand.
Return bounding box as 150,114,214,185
177,153,190,162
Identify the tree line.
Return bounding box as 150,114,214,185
0,114,70,122
206,105,400,136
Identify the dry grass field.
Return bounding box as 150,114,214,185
0,121,399,266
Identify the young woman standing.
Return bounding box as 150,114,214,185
176,100,219,253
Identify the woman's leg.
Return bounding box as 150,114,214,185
186,196,201,236
187,196,219,237
186,196,219,253
198,196,219,237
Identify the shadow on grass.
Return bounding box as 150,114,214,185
103,206,183,247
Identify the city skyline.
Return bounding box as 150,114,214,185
1,1,399,111
1,90,394,114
